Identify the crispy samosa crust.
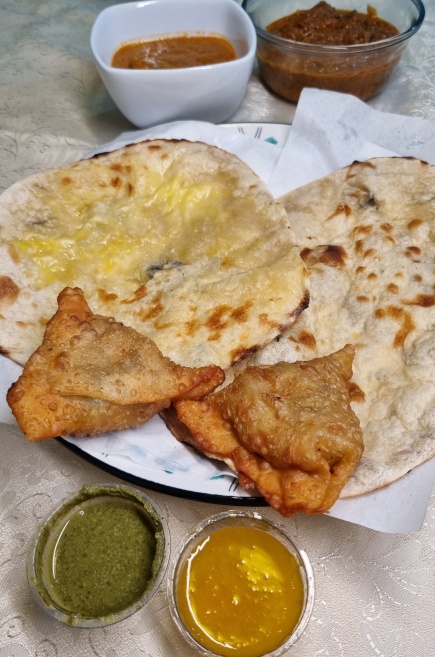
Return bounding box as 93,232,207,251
167,345,363,516
7,287,224,441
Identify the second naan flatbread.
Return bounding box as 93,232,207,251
242,157,435,497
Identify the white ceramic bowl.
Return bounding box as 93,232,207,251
90,0,256,128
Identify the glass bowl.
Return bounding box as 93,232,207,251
242,0,425,102
168,510,315,657
27,484,170,627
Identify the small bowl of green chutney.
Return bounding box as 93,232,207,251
27,483,170,627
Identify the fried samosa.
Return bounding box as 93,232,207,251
7,287,224,441
165,345,363,516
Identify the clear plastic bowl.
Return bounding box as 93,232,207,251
168,510,315,657
27,483,170,627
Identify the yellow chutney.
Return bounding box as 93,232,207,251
176,525,305,657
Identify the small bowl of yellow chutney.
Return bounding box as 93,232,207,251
27,484,170,627
168,510,314,657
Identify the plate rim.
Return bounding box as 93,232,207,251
58,437,268,506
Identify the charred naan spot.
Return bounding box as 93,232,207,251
136,292,163,321
405,246,422,258
356,266,365,275
111,176,122,189
293,290,310,319
296,330,316,349
407,219,423,230
98,288,118,303
230,343,262,364
387,283,399,294
414,274,423,283
349,381,365,402
356,295,370,302
380,223,393,234
110,163,123,172
353,224,372,237
258,312,274,327
300,244,347,268
61,176,72,185
354,239,364,255
402,294,435,308
185,318,201,337
208,298,301,349
126,182,134,196
8,244,20,264
206,306,232,332
39,316,49,327
15,320,34,328
327,203,352,220
395,272,405,279
375,306,415,348
231,301,253,323
347,160,376,177
367,272,377,281
363,248,377,258
121,285,148,304
0,276,20,306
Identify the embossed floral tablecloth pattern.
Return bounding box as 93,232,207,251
1,1,435,656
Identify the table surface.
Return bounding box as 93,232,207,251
1,1,435,655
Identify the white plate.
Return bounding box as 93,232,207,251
221,122,291,145
61,122,290,504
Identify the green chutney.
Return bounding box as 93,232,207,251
34,486,165,620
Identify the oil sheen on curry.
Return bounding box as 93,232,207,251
112,33,237,69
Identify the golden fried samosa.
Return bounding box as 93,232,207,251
7,287,224,441
167,345,363,516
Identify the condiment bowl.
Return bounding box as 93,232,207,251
90,0,256,128
27,484,170,627
242,0,425,102
168,510,315,657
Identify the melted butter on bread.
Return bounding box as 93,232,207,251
0,140,308,368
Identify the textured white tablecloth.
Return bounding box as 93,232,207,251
1,1,435,655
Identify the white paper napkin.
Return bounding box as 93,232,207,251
269,87,435,196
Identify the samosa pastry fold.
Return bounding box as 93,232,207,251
169,345,363,516
7,287,224,441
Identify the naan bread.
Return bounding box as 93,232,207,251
164,345,363,516
242,157,435,497
7,287,224,441
0,139,308,369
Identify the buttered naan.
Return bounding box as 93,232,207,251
0,139,308,369
7,287,224,441
164,345,363,516
242,157,435,497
